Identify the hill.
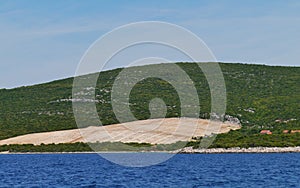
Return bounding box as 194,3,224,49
0,62,299,147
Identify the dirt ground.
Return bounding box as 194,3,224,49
0,118,240,145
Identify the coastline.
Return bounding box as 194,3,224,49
2,147,300,154
174,146,300,154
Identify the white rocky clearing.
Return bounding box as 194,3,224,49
0,118,240,145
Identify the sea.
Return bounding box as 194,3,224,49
0,153,299,187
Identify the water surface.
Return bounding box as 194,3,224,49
0,153,299,187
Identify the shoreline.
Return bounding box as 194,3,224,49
174,146,300,154
2,147,300,154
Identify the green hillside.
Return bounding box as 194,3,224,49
0,63,299,147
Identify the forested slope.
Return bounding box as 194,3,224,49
0,63,299,144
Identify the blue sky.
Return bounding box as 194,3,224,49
0,0,299,88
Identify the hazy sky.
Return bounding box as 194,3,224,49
1,0,299,88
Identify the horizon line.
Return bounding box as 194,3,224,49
1,61,299,90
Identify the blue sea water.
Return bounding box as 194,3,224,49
0,153,299,187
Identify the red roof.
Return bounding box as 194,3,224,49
291,130,300,134
283,130,289,134
260,130,272,134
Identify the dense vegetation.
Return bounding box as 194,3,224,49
0,62,299,149
0,142,189,152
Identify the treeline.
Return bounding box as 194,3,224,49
0,143,92,153
0,142,188,152
186,131,300,149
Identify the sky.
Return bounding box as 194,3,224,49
0,0,299,88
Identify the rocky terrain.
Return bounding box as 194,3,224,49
0,118,240,145
176,146,300,153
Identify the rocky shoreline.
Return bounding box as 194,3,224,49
175,146,300,154
2,147,300,154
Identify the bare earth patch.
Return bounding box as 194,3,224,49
0,118,240,145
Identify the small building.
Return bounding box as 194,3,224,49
291,130,300,134
260,130,272,135
282,130,289,134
